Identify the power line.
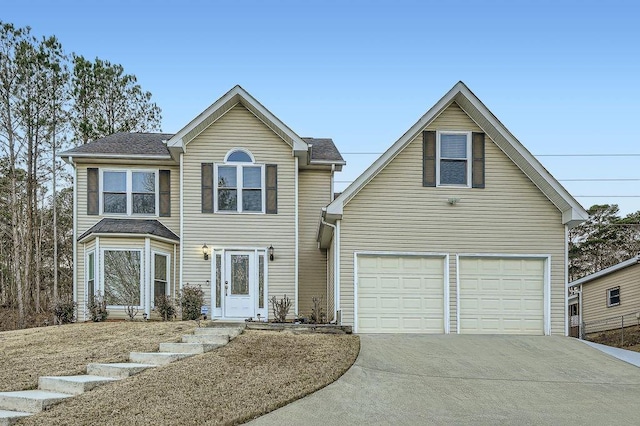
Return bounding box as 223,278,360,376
574,195,640,198
341,152,640,157
335,179,640,183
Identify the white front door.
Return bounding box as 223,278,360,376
224,251,256,318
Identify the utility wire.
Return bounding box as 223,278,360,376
341,152,640,157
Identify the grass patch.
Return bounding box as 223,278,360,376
16,330,359,425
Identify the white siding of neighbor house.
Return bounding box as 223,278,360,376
298,169,331,316
339,102,566,334
181,105,297,316
581,263,640,326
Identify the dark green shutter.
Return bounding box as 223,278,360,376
202,163,213,213
159,170,171,216
266,164,277,214
472,132,485,188
87,168,99,215
422,131,436,187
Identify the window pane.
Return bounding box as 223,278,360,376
104,193,127,213
441,134,467,158
231,255,249,295
215,254,221,308
258,255,264,309
88,252,95,301
243,167,261,188
218,166,237,188
132,172,155,193
218,189,237,210
88,252,95,277
440,160,467,185
104,250,141,306
103,171,126,191
154,254,167,281
227,150,252,162
154,280,166,303
133,193,156,214
243,189,262,211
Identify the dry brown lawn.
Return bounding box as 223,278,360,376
0,321,192,392
586,324,640,353
3,324,359,425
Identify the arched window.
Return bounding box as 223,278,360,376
216,149,264,213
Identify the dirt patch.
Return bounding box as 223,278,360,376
586,324,640,352
17,330,360,426
0,321,193,392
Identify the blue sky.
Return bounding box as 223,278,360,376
5,0,640,214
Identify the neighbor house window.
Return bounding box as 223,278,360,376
103,249,142,307
102,170,157,215
607,287,620,307
437,132,471,186
87,251,96,302
215,149,264,213
153,253,169,306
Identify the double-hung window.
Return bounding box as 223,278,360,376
153,253,169,306
102,170,157,215
607,287,620,307
216,149,264,213
87,251,96,302
437,132,471,186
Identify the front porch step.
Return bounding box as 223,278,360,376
129,352,194,366
194,327,244,339
39,375,119,396
0,390,72,413
182,334,229,345
158,342,222,354
0,409,31,426
86,362,157,379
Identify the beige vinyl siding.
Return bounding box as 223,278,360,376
327,241,335,322
298,169,330,316
182,105,296,315
581,263,640,326
339,102,566,334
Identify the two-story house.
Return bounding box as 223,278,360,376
62,82,587,335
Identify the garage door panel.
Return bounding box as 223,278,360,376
357,255,445,333
459,258,545,335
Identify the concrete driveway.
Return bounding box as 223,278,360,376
248,334,640,425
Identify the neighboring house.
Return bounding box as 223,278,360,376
61,82,588,336
568,256,640,336
60,86,345,321
318,81,587,335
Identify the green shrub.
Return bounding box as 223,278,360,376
52,298,76,324
180,284,204,320
155,294,176,321
88,295,108,322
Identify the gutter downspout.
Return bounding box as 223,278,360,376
320,215,338,323
295,157,299,316
179,152,184,291
71,157,78,315
579,285,583,339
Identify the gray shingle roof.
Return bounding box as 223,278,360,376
78,218,179,242
60,132,174,157
302,138,345,163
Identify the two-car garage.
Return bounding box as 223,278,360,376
356,253,548,335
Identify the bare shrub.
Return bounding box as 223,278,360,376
270,294,291,322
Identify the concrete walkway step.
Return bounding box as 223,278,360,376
0,390,72,413
182,334,229,345
0,409,31,426
86,362,157,379
129,352,194,365
158,342,222,354
39,375,119,396
194,327,243,339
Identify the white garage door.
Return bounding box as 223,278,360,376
357,255,445,333
459,257,545,335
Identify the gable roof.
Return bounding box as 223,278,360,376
167,85,309,161
324,81,588,227
78,218,179,243
59,132,173,160
568,256,640,288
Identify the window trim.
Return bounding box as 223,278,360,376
151,251,171,308
607,286,621,307
214,149,266,214
99,168,159,217
436,131,472,188
86,250,96,303
100,247,144,309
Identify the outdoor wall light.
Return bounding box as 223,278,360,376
202,243,209,261
268,245,274,261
